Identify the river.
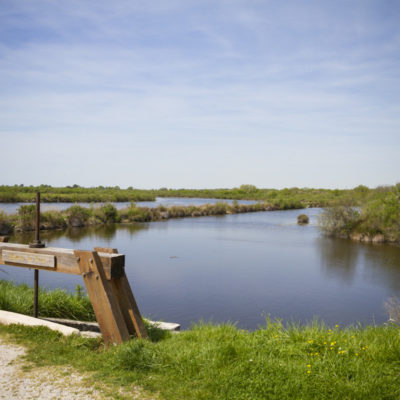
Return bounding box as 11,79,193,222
1,201,399,330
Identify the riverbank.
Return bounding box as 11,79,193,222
1,315,399,400
318,187,400,244
0,201,302,235
1,183,395,206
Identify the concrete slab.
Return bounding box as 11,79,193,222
0,310,80,336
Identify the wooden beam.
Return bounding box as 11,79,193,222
0,236,9,243
0,242,124,279
74,250,130,345
94,247,148,339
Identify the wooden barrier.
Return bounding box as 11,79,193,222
0,240,148,345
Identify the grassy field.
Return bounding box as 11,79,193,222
2,183,398,206
1,319,399,400
1,281,399,399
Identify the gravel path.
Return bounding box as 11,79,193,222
0,337,104,399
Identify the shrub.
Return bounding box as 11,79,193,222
94,203,119,223
318,206,360,237
66,205,91,227
0,211,13,235
297,214,309,225
17,204,36,231
41,210,67,229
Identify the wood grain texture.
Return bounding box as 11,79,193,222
74,250,130,345
94,247,148,339
0,243,124,279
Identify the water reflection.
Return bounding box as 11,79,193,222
11,223,148,245
317,236,360,284
3,210,400,328
362,243,400,292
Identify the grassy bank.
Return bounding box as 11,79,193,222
0,185,155,203
0,200,299,235
2,183,398,207
1,318,399,399
318,184,400,243
1,281,399,399
0,280,95,321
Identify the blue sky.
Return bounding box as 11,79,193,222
0,0,399,189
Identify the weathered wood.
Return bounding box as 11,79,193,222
0,243,124,279
0,236,9,243
3,250,55,268
94,247,148,339
74,250,130,345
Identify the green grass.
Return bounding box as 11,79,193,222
0,280,95,321
1,281,399,399
1,321,399,400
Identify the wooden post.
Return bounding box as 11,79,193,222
74,250,130,345
94,247,148,339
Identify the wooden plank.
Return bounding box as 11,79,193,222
3,250,55,268
74,250,130,345
0,243,124,278
94,247,148,339
0,236,9,243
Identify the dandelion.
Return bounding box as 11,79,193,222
308,340,313,344
307,370,311,374
335,324,339,328
307,364,311,368
355,353,359,356
330,341,336,346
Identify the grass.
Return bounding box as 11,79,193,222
1,281,399,399
0,320,399,400
3,201,286,234
0,281,95,321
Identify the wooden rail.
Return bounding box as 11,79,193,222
0,240,147,345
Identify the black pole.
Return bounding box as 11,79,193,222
29,192,45,318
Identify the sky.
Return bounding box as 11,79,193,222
0,0,399,189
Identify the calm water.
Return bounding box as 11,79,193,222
1,208,400,329
0,197,257,214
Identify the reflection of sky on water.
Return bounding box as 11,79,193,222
2,209,400,329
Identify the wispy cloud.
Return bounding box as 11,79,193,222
0,0,399,188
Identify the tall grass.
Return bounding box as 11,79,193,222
0,280,94,321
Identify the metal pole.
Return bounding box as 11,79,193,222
35,192,40,243
29,192,45,317
34,269,39,318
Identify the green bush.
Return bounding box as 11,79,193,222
17,204,36,231
318,206,360,237
297,214,309,225
41,210,67,229
94,203,119,223
66,205,91,227
0,211,13,235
